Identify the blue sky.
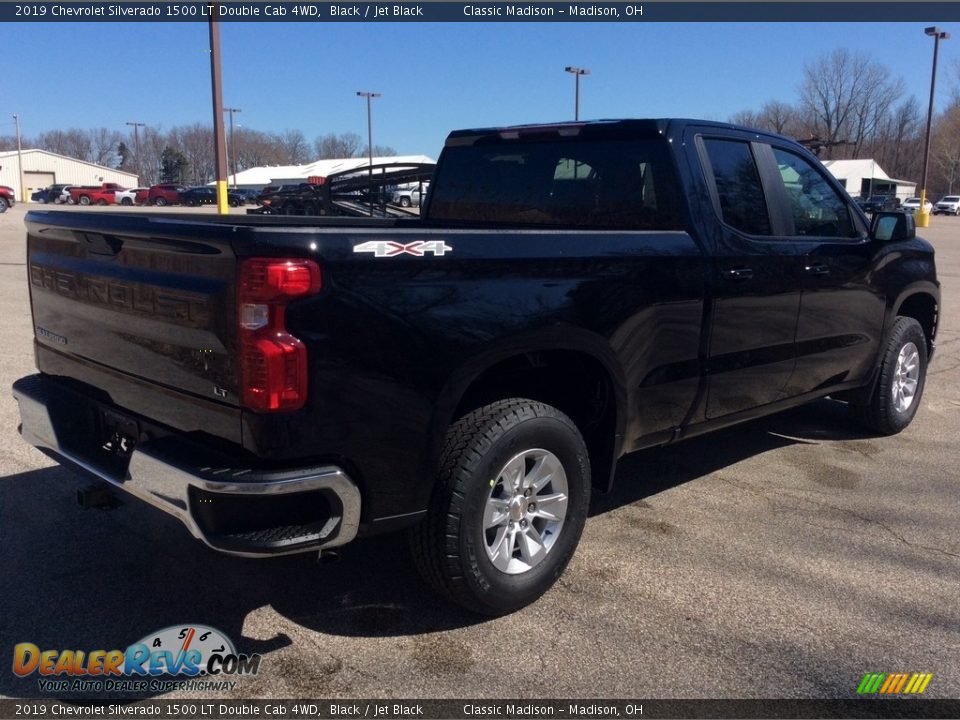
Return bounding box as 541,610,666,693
3,20,959,159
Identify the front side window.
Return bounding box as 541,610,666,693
772,148,858,238
702,138,772,236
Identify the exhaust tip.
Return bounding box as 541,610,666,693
317,549,340,564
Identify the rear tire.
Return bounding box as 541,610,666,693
155,197,167,207
409,398,591,616
79,196,91,206
853,317,928,435
400,197,411,208
0,197,8,213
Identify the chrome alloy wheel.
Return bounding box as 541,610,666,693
483,448,569,575
892,341,920,413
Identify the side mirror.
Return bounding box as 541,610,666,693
871,211,916,242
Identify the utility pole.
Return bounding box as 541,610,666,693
917,26,950,228
357,91,381,216
126,121,146,184
12,113,24,203
224,107,241,188
564,66,590,121
208,12,229,214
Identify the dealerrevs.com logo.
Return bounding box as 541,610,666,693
13,625,261,693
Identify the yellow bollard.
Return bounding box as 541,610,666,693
916,189,931,228
216,180,230,214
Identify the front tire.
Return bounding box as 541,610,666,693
155,197,167,207
854,317,928,435
409,399,590,616
0,197,8,213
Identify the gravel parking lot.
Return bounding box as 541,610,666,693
0,204,957,701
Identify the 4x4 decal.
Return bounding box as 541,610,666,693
353,240,452,257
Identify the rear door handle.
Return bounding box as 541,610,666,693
804,263,831,276
721,267,754,281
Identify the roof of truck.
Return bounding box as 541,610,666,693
444,118,791,146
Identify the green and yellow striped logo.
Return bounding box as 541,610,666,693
857,672,933,695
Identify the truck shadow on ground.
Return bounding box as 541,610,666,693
0,399,871,699
593,397,873,516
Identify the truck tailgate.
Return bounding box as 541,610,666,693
26,213,240,429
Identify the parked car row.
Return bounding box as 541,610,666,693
854,194,960,216
27,183,259,208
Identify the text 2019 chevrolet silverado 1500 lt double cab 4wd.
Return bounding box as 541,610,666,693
14,120,939,615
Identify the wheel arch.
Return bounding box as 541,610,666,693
423,332,628,505
843,283,941,406
892,286,939,358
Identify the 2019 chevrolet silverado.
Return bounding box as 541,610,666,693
14,119,939,615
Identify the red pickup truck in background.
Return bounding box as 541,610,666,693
69,184,125,206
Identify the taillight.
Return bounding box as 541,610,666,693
238,258,322,412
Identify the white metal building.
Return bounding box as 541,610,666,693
0,149,139,202
821,159,916,201
224,155,435,190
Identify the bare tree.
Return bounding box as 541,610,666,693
35,129,70,156
235,128,287,169
180,123,215,184
314,132,363,159
870,97,923,183
364,144,398,157
278,129,310,164
799,49,904,159
730,101,807,138
932,102,960,194
90,127,122,167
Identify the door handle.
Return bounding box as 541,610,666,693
804,263,831,276
721,267,754,280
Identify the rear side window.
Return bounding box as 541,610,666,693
428,138,683,230
702,138,771,236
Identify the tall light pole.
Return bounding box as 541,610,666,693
224,107,241,188
564,66,590,121
357,91,381,216
208,11,229,214
12,114,24,203
917,26,949,229
126,121,145,184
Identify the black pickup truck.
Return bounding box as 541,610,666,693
14,119,939,615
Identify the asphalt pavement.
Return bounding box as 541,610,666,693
0,204,957,701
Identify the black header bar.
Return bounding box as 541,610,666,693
4,699,960,720
3,2,960,22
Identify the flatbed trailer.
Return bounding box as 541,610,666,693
248,161,435,218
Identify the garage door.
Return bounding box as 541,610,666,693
25,171,56,201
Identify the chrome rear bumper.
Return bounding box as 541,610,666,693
13,374,361,557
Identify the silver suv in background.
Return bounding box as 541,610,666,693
391,184,429,208
933,196,960,215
